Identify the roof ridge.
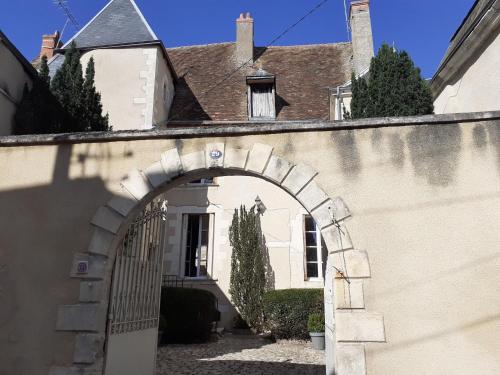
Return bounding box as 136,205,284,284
61,0,157,49
167,42,234,50
257,41,352,49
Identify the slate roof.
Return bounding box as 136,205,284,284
167,42,353,122
62,0,157,49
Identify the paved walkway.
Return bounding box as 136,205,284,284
156,334,325,375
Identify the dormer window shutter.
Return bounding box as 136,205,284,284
247,69,276,120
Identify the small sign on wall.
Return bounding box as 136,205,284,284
77,261,89,275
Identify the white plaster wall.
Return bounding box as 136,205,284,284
162,176,323,328
434,31,500,114
80,47,170,131
152,49,174,127
0,41,33,135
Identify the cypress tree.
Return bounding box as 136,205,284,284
350,43,434,119
51,42,85,132
229,205,267,331
83,57,110,131
39,55,51,87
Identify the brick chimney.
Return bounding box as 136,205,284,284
236,13,254,64
349,1,374,75
39,31,61,60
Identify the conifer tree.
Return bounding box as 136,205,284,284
83,57,110,131
229,205,267,331
350,43,434,119
39,55,51,87
51,42,85,132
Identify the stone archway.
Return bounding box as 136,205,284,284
53,142,385,375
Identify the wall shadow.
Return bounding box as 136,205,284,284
334,130,361,179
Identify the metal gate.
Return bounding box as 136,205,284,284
104,201,166,375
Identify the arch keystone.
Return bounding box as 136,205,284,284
206,142,225,168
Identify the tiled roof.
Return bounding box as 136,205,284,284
62,0,157,49
167,42,353,122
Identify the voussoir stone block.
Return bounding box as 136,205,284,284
263,155,293,184
335,279,365,309
224,148,249,169
160,148,183,178
246,143,273,174
74,333,105,364
331,196,351,221
70,253,107,279
88,227,116,256
56,304,105,332
336,312,386,342
181,151,206,172
120,169,153,201
80,281,105,303
281,164,318,195
91,206,124,234
144,160,169,188
206,142,225,168
296,180,329,212
336,344,367,375
106,188,137,217
311,200,335,229
332,250,371,279
321,223,353,253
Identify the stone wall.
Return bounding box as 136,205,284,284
1,112,500,375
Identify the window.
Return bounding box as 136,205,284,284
183,214,211,278
304,215,328,279
249,84,275,118
247,69,276,120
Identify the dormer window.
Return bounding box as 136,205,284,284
247,69,276,120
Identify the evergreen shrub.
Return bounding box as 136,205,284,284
263,289,323,339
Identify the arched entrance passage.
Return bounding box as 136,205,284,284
56,142,382,375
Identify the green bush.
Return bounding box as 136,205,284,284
307,312,325,333
159,287,219,344
263,289,324,339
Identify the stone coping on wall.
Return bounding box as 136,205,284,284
1,111,499,147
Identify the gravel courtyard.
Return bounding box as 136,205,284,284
156,334,325,375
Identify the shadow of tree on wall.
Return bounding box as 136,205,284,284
487,120,500,175
407,124,463,186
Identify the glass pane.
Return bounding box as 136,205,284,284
307,263,319,278
199,264,207,277
305,216,315,231
305,232,317,247
306,247,318,262
185,215,200,277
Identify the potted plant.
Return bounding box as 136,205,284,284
308,312,325,350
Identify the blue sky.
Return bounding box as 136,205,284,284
1,0,475,78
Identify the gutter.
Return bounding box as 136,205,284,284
432,0,498,84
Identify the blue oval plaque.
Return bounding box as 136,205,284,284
210,150,223,160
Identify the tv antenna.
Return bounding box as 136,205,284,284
53,0,80,39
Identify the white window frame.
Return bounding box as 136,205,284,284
303,215,326,281
180,213,215,279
